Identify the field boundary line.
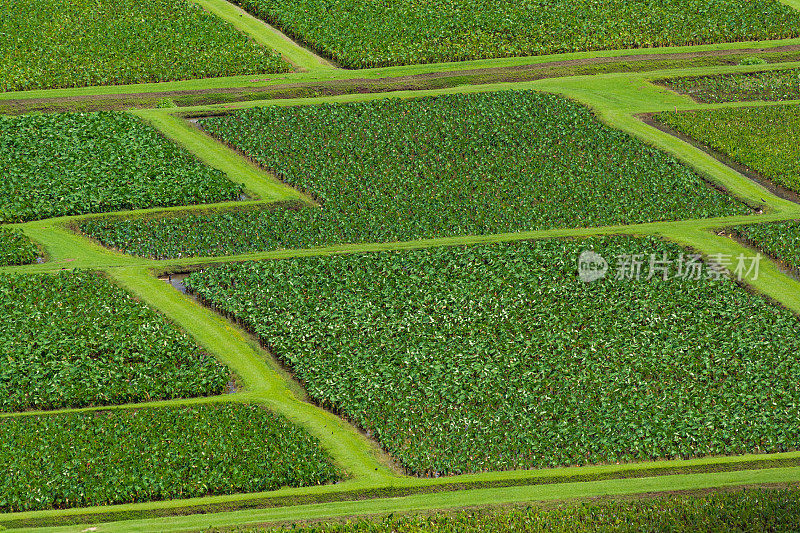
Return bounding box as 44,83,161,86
14,467,800,533
190,0,335,72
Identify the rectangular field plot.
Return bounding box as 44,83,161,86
252,489,800,532
185,237,800,476
0,271,230,411
0,404,340,512
0,112,243,222
732,220,800,272
229,0,800,68
0,0,289,93
655,105,800,195
80,91,747,259
661,68,800,103
0,226,38,266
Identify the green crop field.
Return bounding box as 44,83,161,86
732,220,800,272
655,105,800,195
80,91,746,259
0,271,229,411
185,238,800,476
229,0,800,67
6,1,800,529
661,68,800,102
0,226,38,266
0,111,243,222
0,0,289,93
0,404,340,512
253,488,800,532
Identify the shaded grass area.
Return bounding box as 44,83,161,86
185,237,800,475
227,0,800,68
222,487,800,532
0,404,341,512
0,0,289,93
0,112,243,222
80,91,745,259
0,226,39,266
730,220,800,273
660,67,800,102
0,270,229,411
655,105,800,195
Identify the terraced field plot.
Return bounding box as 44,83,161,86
0,271,229,411
732,220,800,272
661,68,800,103
80,91,747,259
256,488,800,532
0,112,243,222
0,226,38,266
0,0,289,93
655,105,800,195
229,0,800,68
0,404,340,512
185,237,800,476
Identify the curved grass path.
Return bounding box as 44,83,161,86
3,22,800,532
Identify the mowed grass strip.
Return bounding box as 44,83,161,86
0,271,230,411
0,404,341,512
185,237,800,476
0,112,243,222
251,488,800,532
0,226,38,266
731,220,800,272
655,105,800,195
80,91,746,259
228,0,800,68
661,68,800,103
0,0,289,93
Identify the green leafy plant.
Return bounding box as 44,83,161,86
732,220,800,272
228,0,800,68
185,237,800,475
0,226,38,266
251,488,800,532
656,105,800,194
0,0,289,92
0,111,243,222
80,91,746,259
0,270,230,411
660,68,800,103
0,404,341,512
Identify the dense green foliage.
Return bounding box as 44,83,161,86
0,0,288,92
732,220,800,272
0,271,229,411
662,68,800,103
230,0,800,68
81,92,745,259
250,489,800,532
0,404,340,512
656,105,800,195
0,226,38,266
0,112,242,222
185,238,800,475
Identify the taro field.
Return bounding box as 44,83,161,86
4,2,800,530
